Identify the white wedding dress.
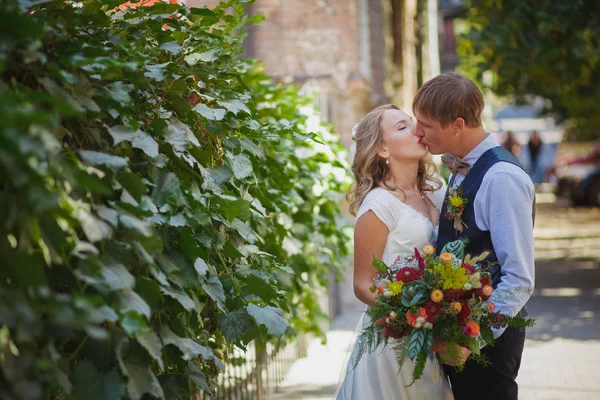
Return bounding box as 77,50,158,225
336,187,454,400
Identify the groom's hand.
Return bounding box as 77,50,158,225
433,341,472,366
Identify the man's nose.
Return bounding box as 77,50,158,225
415,124,424,137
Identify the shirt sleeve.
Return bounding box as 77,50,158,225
474,164,536,339
356,191,397,231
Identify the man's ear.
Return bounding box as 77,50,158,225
454,118,466,134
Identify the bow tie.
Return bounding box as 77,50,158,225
441,154,471,175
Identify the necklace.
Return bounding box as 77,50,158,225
393,185,425,199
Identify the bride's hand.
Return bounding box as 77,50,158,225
433,340,472,366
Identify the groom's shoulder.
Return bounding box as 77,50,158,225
485,161,534,189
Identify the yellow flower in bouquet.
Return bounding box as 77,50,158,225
434,262,470,290
388,281,404,295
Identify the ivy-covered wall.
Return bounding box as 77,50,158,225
0,1,351,398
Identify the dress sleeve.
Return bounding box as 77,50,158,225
356,190,397,231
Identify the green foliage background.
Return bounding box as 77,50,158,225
0,1,351,398
457,0,600,140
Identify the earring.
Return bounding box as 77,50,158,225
455,130,459,136
386,159,390,165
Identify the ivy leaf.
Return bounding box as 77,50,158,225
193,104,226,121
160,325,214,361
72,361,126,400
231,218,257,243
144,62,170,81
168,213,186,227
165,119,200,152
117,289,151,319
136,329,164,370
109,126,159,158
185,49,218,64
193,258,209,278
118,356,164,400
160,285,195,311
201,274,226,311
208,166,232,183
247,304,288,338
217,308,255,343
77,210,113,243
120,215,152,237
79,150,128,169
117,171,146,203
159,41,182,54
226,152,253,179
187,362,213,396
220,99,250,115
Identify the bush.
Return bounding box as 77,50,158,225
0,1,351,398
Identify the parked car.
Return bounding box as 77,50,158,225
553,146,600,206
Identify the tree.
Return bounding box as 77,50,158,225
0,0,350,398
457,0,600,140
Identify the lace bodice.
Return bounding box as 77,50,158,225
356,187,445,265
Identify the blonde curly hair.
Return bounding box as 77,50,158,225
347,104,442,216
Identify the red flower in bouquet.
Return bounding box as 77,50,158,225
414,248,426,271
396,267,423,283
443,288,466,301
481,274,492,287
457,299,471,323
423,301,444,324
461,263,476,274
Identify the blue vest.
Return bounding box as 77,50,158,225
436,147,534,295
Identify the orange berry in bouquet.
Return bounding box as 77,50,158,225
440,252,454,264
422,244,435,255
430,289,444,303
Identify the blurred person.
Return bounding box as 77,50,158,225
528,130,544,183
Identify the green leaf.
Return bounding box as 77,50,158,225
372,257,388,273
480,324,495,346
77,210,113,243
136,329,164,370
220,99,250,115
159,41,182,54
465,336,481,356
79,150,128,169
247,304,288,338
218,308,255,343
208,166,233,183
227,152,253,179
121,312,148,336
165,119,200,152
119,215,152,237
72,361,126,400
117,171,146,202
193,104,226,121
117,290,151,319
109,126,159,158
160,325,214,361
187,362,213,396
160,285,195,311
119,356,164,400
193,258,209,277
144,62,170,81
185,49,218,64
408,329,426,359
201,274,226,311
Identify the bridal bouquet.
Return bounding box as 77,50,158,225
354,239,534,384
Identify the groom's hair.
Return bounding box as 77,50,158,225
412,72,484,128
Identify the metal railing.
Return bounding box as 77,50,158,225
201,340,298,400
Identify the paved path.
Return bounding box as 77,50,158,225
272,197,600,400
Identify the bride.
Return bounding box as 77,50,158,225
336,104,453,399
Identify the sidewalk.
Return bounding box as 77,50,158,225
271,200,600,400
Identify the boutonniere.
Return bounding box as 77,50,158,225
445,184,468,233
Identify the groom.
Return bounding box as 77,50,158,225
413,72,535,400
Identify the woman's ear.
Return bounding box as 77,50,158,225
376,145,389,159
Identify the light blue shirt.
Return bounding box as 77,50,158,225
451,134,535,339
